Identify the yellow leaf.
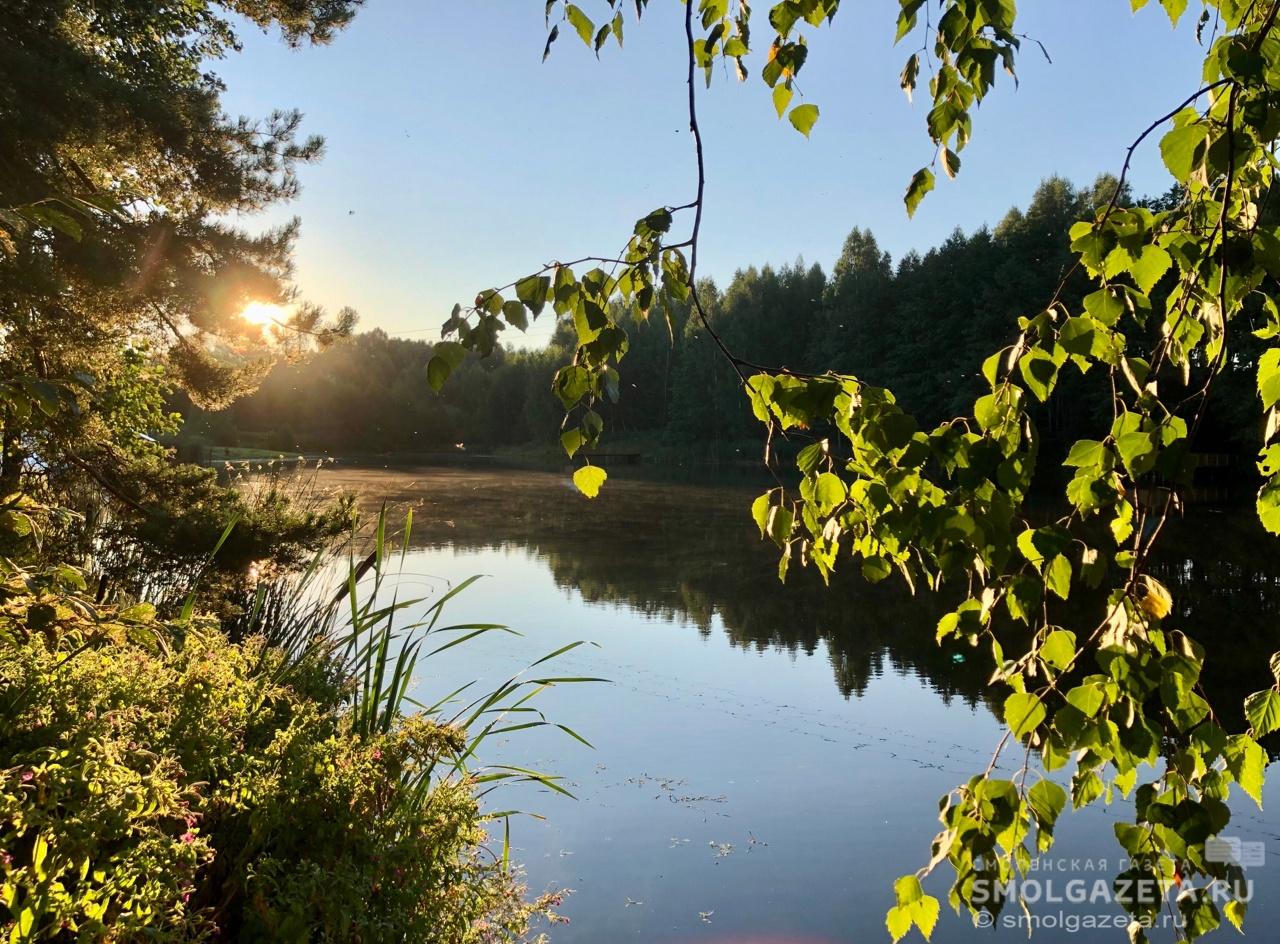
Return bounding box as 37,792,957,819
573,465,607,499
1137,575,1172,620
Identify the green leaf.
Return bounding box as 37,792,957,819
1224,899,1247,933
553,365,592,408
1064,439,1106,468
561,427,585,458
1259,475,1280,535
1016,524,1071,567
1028,779,1068,825
900,53,920,101
813,472,847,513
769,2,800,35
502,299,528,332
981,350,1002,386
1005,574,1041,623
572,465,607,498
788,103,819,137
1004,691,1046,738
886,906,912,942
1178,889,1221,940
796,441,824,474
1116,430,1158,476
1259,348,1280,410
940,147,961,180
1066,682,1105,717
1045,554,1072,599
1130,244,1172,294
564,3,595,46
1058,315,1098,358
1083,288,1125,326
896,0,924,41
751,492,771,538
975,386,1021,432
772,83,793,118
893,874,924,906
904,167,935,218
1160,121,1208,182
1018,346,1059,401
515,275,551,318
1244,688,1280,736
1162,671,1209,732
1072,769,1105,807
911,895,939,939
1225,735,1266,806
766,504,794,546
1040,629,1076,670
1159,0,1189,27
427,341,466,392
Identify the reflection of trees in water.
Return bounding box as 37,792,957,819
354,471,997,703
336,469,1280,711
1146,513,1280,722
545,539,996,703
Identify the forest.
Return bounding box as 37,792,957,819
187,176,1263,462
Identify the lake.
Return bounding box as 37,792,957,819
318,465,1280,943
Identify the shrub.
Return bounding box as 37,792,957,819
0,564,560,942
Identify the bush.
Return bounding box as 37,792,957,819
0,564,560,942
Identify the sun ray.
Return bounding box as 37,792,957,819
240,300,287,327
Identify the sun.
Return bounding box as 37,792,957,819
240,300,287,327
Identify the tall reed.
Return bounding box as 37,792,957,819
231,505,603,857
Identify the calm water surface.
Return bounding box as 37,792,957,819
321,465,1280,943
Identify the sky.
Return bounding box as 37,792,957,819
215,0,1209,348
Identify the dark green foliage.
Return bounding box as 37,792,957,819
200,175,1278,461
195,330,568,453
0,0,358,573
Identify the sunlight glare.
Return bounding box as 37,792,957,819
240,300,286,327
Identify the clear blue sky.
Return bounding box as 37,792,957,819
216,0,1207,347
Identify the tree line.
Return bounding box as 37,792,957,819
180,174,1261,462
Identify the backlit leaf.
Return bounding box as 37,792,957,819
904,167,934,218
789,103,819,137
572,465,607,498
1244,688,1280,736
1004,691,1046,738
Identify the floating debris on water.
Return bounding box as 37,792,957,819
669,793,727,806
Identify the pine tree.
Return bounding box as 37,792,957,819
0,0,360,568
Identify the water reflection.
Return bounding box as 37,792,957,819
313,465,1280,943
324,465,1279,710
